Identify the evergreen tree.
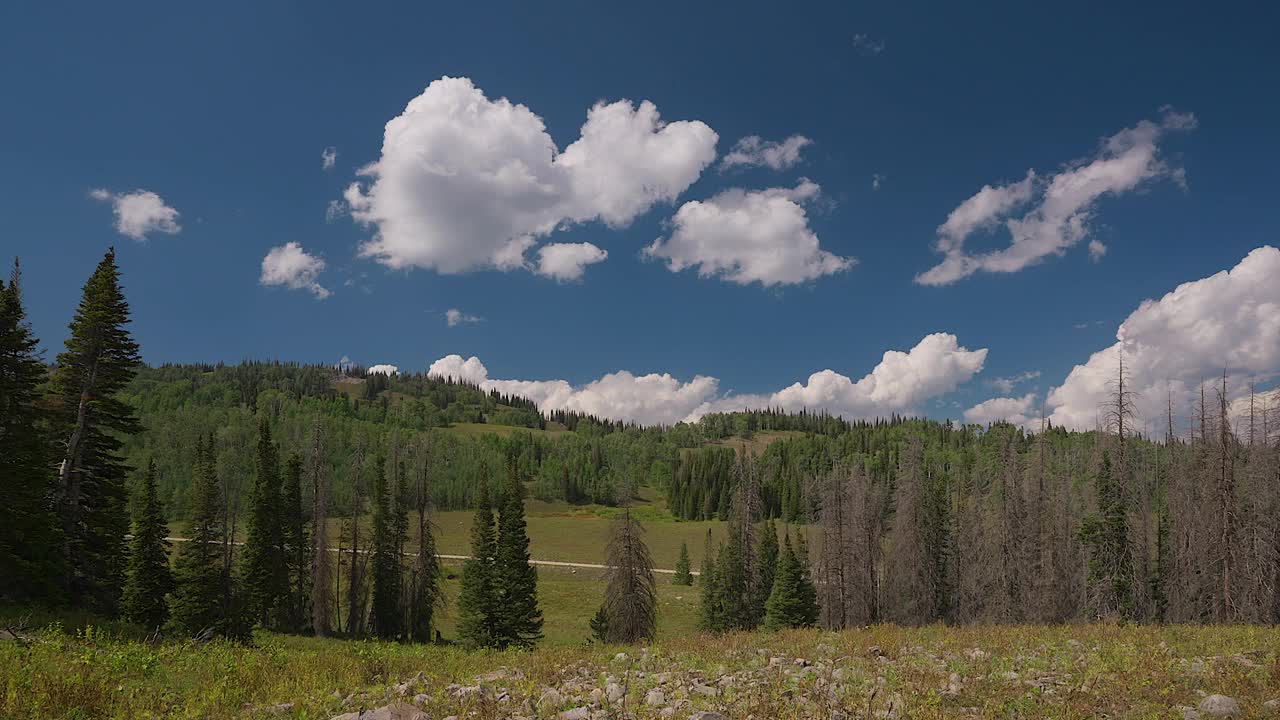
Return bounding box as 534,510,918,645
456,484,498,648
673,542,694,586
121,459,173,629
589,603,609,643
0,260,63,603
712,532,754,630
764,533,819,630
698,529,722,631
1079,451,1135,619
281,452,309,632
406,443,441,643
51,248,141,611
754,519,780,623
169,439,230,637
598,507,657,643
493,471,543,648
369,456,404,640
241,418,287,627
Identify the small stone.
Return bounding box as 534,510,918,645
645,689,666,706
559,707,592,720
538,688,565,709
691,683,719,697
412,694,429,705
1181,708,1202,720
269,703,294,715
1198,695,1242,718
1263,699,1280,711
605,683,625,703
614,652,629,662
689,713,727,720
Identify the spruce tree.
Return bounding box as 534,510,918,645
1079,451,1135,619
51,248,141,611
698,529,722,631
599,506,657,643
755,519,780,623
764,533,818,630
169,439,230,637
241,418,287,627
0,260,63,603
493,471,543,648
673,542,694,586
281,452,309,632
369,457,403,640
121,459,173,629
457,484,498,648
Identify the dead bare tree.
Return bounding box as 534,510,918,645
307,420,332,636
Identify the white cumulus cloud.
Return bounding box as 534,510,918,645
259,242,331,299
917,108,1197,285
344,76,717,277
1042,246,1280,432
964,393,1039,427
367,364,398,375
445,308,484,327
534,242,608,282
644,180,853,286
427,332,986,425
89,188,181,241
720,135,813,171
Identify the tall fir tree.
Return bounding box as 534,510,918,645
121,459,173,629
0,260,63,603
493,470,543,648
51,248,141,611
456,483,498,648
673,542,694,586
698,529,722,631
754,519,780,623
764,533,819,630
1079,451,1135,619
241,418,287,627
281,452,309,633
598,506,657,643
169,438,231,637
369,456,404,640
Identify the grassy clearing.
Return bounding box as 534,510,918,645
3,618,1277,720
438,422,569,439
707,430,804,456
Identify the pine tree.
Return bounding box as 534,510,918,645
599,507,657,643
281,452,309,633
406,442,441,643
457,484,498,648
0,260,63,603
764,533,818,630
698,529,722,631
241,418,287,627
121,459,173,629
493,471,543,648
369,456,404,640
673,542,694,586
1079,451,1135,619
754,519,780,623
169,439,230,637
51,248,141,611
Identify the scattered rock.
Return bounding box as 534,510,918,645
330,703,428,720
1262,699,1280,712
689,712,727,720
269,703,294,715
614,652,629,662
1198,695,1242,718
645,689,666,706
605,682,624,703
538,688,565,709
691,683,719,697
1181,708,1202,720
412,694,429,705
559,707,591,720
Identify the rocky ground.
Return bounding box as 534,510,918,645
314,629,1280,720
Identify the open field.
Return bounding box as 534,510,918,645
3,617,1277,720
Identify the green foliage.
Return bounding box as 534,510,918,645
0,262,63,604
280,452,309,633
121,460,173,629
369,457,403,640
492,472,543,648
49,248,142,611
169,438,240,639
673,542,694,586
1079,451,1135,619
241,418,288,627
456,485,498,648
763,533,818,630
754,519,780,623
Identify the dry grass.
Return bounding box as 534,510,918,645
3,618,1277,719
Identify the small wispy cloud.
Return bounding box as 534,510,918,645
871,173,884,191
446,308,485,327
321,147,338,171
989,370,1041,394
853,33,886,56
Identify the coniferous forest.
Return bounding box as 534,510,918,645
3,250,1279,656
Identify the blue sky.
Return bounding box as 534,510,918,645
3,1,1278,428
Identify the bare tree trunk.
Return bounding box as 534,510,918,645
308,421,332,636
